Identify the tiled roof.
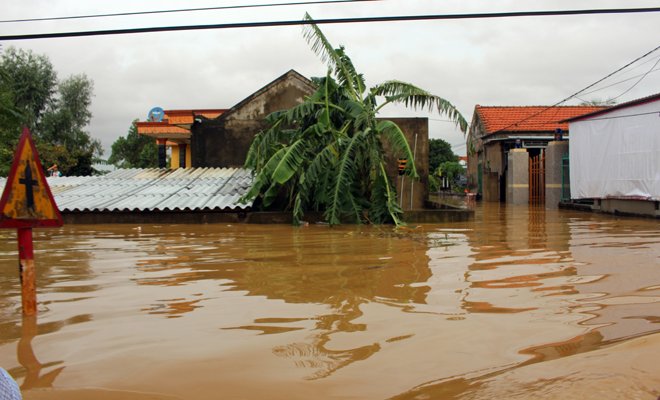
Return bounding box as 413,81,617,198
1,168,254,213
135,122,190,134
476,105,607,134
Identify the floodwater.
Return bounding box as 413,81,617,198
1,202,660,400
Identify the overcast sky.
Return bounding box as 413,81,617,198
1,0,659,157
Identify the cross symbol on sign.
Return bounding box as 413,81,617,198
18,163,38,213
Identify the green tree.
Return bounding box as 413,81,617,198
0,47,101,176
1,47,57,131
579,97,617,106
40,74,100,152
108,119,158,169
435,161,465,189
429,138,458,174
240,14,467,226
0,66,26,176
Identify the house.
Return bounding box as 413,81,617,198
467,105,606,202
135,70,431,210
563,93,660,217
135,70,316,169
135,109,227,168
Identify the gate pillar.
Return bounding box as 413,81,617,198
508,149,529,205
545,141,569,209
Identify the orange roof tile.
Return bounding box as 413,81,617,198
135,121,190,134
476,105,607,134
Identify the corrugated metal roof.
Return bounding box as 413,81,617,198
1,168,254,212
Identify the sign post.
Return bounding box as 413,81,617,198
0,127,63,315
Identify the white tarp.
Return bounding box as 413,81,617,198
570,99,660,199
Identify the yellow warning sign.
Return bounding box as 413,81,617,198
0,127,62,228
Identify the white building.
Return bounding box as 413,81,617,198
565,93,660,217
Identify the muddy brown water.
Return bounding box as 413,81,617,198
1,202,660,400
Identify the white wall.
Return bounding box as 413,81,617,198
570,98,660,199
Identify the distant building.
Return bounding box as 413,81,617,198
135,109,227,168
467,105,606,202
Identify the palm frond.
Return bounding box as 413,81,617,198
269,139,307,184
325,133,363,226
376,120,419,180
373,80,468,134
369,162,405,226
302,13,358,101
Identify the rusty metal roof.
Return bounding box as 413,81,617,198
0,168,254,213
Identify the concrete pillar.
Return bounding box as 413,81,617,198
179,144,187,168
545,140,568,209
157,138,167,169
508,148,529,205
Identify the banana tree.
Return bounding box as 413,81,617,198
240,13,467,226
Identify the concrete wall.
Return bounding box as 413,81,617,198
192,118,267,168
601,199,659,217
485,142,504,175
508,149,529,205
483,172,499,202
545,141,568,209
62,209,474,225
191,71,316,168
560,199,660,219
466,152,480,194
380,118,429,210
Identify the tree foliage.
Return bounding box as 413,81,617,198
0,46,101,176
429,138,458,174
108,119,158,169
435,161,465,185
1,47,57,131
579,97,617,106
240,14,467,226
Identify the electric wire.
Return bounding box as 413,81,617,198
488,42,660,135
0,0,383,24
1,7,659,41
570,110,660,122
611,56,660,100
577,67,660,98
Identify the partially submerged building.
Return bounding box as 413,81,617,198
135,109,227,169
135,70,316,170
467,105,606,203
563,93,660,218
135,70,431,210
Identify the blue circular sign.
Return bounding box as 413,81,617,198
148,107,164,122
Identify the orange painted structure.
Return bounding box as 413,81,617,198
135,110,227,169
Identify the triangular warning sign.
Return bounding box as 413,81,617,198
0,127,63,228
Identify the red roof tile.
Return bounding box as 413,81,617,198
476,105,607,134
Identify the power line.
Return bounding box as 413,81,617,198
611,56,660,100
0,0,383,24
569,110,660,122
488,42,660,135
430,118,471,124
578,67,660,97
1,7,659,41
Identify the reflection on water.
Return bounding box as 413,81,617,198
0,203,659,399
